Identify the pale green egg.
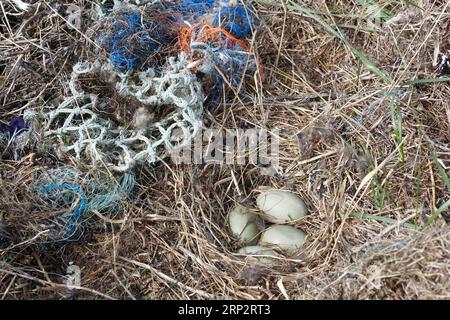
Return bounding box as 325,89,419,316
256,190,308,223
228,205,260,245
259,225,306,255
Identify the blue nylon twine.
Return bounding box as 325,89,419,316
100,10,163,73
176,0,218,18
42,183,86,241
36,170,135,244
212,5,256,39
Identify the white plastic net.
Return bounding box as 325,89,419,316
43,54,204,172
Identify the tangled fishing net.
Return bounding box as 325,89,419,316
38,0,257,172
4,0,258,246
43,54,204,172
177,0,259,106
97,5,177,72
31,166,135,244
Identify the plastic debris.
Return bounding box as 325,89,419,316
0,116,28,138
212,4,256,39
41,183,87,242
40,0,258,168
435,21,450,75
173,0,218,19
34,166,135,243
42,54,204,172
98,8,170,73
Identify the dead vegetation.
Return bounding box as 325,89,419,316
0,0,449,300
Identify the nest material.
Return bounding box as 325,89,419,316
1,0,450,300
319,226,450,299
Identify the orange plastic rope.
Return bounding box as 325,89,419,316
178,23,265,83
179,23,251,52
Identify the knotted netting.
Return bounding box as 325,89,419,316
43,53,204,172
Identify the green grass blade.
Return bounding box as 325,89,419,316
351,47,393,84
336,24,380,33
424,199,450,227
428,145,450,192
351,212,418,229
390,98,404,162
407,77,450,85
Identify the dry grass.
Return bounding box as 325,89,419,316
0,0,449,300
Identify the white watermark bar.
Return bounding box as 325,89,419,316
170,128,280,172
